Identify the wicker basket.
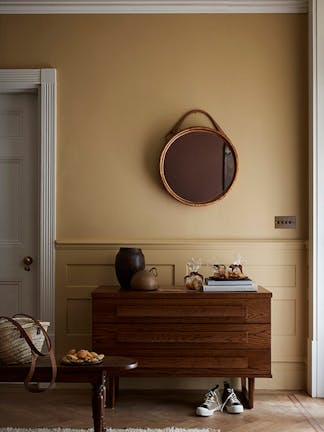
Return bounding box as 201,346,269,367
0,317,50,364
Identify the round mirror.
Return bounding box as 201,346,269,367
160,126,238,206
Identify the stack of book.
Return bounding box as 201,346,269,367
203,278,257,292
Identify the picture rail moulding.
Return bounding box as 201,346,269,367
0,0,308,14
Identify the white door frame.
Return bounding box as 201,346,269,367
309,0,324,397
0,69,56,341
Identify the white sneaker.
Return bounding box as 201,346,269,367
222,382,244,414
196,385,223,416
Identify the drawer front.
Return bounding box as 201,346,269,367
93,348,271,377
93,298,270,324
93,323,270,350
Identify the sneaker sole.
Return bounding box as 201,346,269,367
225,406,244,414
196,407,218,416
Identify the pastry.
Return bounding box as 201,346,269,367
62,349,104,365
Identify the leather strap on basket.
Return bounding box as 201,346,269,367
165,109,226,140
0,314,57,392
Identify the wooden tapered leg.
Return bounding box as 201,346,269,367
247,377,255,409
241,377,247,393
115,376,120,398
107,376,120,408
240,376,254,409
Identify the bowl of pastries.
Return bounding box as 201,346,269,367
61,349,105,365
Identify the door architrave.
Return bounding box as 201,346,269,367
309,0,324,397
0,69,56,341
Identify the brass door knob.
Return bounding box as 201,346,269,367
23,256,33,271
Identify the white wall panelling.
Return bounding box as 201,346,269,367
56,239,307,390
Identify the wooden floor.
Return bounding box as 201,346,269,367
0,387,324,432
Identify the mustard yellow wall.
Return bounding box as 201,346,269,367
0,14,308,390
0,14,308,241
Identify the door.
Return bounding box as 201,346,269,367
0,93,38,316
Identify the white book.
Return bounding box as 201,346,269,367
205,278,253,286
202,283,258,292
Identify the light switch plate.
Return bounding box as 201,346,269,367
275,216,296,229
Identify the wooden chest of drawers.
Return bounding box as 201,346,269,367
92,286,272,408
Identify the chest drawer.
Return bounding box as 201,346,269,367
91,348,271,377
93,298,270,324
93,323,270,351
92,286,272,407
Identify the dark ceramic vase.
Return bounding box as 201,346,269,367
115,247,145,289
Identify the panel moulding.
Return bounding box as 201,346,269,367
55,239,308,251
272,299,297,336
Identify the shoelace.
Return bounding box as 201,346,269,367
204,389,222,408
221,389,240,412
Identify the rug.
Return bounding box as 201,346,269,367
0,428,212,432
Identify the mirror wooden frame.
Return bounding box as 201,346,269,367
159,110,238,206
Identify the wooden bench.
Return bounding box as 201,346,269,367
0,356,137,432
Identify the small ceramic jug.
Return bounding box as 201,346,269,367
130,267,159,291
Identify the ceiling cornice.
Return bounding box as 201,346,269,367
0,0,308,14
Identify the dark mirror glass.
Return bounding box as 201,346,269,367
160,128,237,206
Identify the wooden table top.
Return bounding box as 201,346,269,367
0,356,138,383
